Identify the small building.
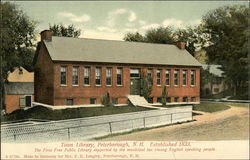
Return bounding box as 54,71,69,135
34,30,201,106
201,65,228,96
4,67,34,113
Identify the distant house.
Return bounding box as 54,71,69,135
34,30,201,106
201,65,228,96
4,67,34,113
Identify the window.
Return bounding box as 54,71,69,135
182,70,187,86
90,98,96,104
72,66,79,85
191,70,196,86
66,99,73,105
157,69,161,85
166,97,171,103
147,69,153,85
84,67,90,85
214,88,219,93
117,67,123,85
157,97,162,103
106,67,112,86
19,96,26,108
191,97,196,102
95,67,101,85
174,97,179,102
112,98,118,104
183,97,188,102
165,69,170,86
147,97,153,103
174,69,179,86
60,66,67,85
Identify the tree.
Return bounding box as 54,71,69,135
1,2,36,80
200,5,249,95
145,27,175,44
141,77,152,101
161,86,167,106
49,24,81,38
1,2,36,108
123,32,145,42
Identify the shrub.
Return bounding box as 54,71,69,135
161,86,167,105
101,92,111,106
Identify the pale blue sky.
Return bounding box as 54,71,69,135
12,1,249,40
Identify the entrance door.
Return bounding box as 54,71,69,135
130,69,141,95
25,96,32,107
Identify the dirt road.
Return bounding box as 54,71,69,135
102,106,249,141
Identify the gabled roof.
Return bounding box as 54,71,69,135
7,67,34,82
202,65,224,77
43,36,202,67
4,82,34,95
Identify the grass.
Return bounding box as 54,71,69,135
94,120,195,140
224,102,249,108
193,102,230,113
1,105,153,122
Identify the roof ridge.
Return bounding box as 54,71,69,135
51,36,177,47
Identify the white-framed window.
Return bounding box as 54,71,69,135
83,66,90,85
19,95,32,107
95,67,101,85
182,70,187,86
60,66,67,85
117,67,123,86
165,69,170,86
106,67,112,86
191,70,196,86
72,66,79,85
157,69,161,85
174,69,179,86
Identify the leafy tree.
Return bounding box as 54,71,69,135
123,32,145,42
144,27,175,44
161,86,167,106
1,2,36,80
200,5,249,95
141,77,152,101
1,2,36,108
49,24,81,38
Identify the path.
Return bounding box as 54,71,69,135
102,105,249,141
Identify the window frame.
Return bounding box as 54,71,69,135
116,67,123,86
156,69,161,86
165,69,171,86
182,70,187,86
190,70,196,86
83,66,90,86
174,69,179,86
72,66,79,86
90,98,96,104
60,66,67,86
106,67,112,86
95,67,102,86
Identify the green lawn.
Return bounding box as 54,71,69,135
1,105,153,122
193,102,230,113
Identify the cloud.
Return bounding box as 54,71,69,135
58,12,90,22
106,8,137,27
128,11,137,22
162,18,183,28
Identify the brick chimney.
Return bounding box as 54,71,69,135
176,41,186,49
40,30,52,41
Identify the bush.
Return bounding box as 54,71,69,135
101,92,111,106
161,86,167,105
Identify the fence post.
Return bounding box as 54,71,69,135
143,117,146,128
68,128,70,140
109,122,112,134
170,113,172,124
